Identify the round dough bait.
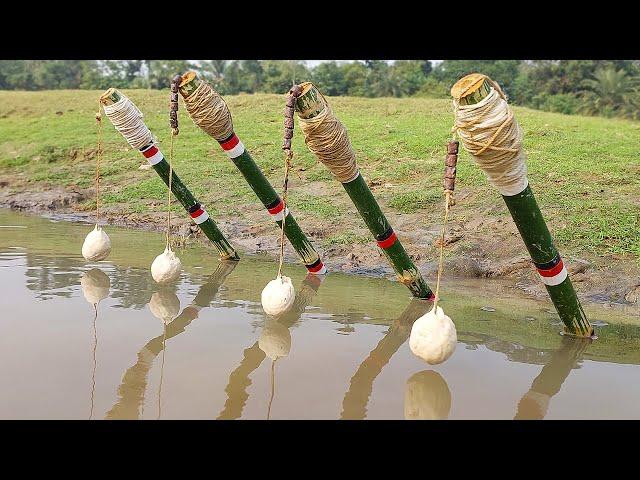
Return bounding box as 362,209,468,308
151,247,182,284
149,290,181,323
258,318,291,361
81,268,110,305
409,305,457,365
82,225,111,262
404,370,452,420
261,275,296,317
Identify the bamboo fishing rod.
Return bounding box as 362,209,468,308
293,83,433,299
100,88,239,261
178,72,327,275
450,74,593,338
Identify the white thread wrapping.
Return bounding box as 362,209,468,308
453,87,529,196
103,94,156,150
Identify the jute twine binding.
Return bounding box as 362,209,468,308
452,76,528,196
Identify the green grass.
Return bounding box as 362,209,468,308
0,89,638,264
388,190,442,214
324,231,370,246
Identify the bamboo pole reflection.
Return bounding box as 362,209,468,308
340,298,431,420
514,335,592,419
217,274,324,420
80,268,110,420
105,262,237,419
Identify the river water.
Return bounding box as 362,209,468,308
0,209,638,419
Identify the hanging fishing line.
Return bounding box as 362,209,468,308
81,103,111,262
260,83,302,317
407,139,460,365
95,102,102,226
149,77,183,285
433,189,453,310
166,132,175,250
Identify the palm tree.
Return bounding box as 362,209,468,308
580,67,639,118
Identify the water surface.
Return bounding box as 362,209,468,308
0,209,639,419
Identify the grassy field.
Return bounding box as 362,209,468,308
0,89,638,266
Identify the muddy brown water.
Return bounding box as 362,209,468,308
0,209,639,419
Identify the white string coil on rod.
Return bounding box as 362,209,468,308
452,79,528,197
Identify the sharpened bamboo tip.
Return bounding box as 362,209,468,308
178,71,200,97
100,88,121,105
295,82,325,119
451,73,491,105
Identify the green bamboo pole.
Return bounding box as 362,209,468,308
100,88,238,261
451,74,593,337
105,261,237,419
341,299,431,419
295,83,433,299
216,273,324,419
178,73,326,275
514,336,591,419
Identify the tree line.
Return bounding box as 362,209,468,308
1,60,638,119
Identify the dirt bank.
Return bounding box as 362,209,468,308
1,178,638,308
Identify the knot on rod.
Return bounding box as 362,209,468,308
182,79,234,142
282,84,303,152
297,84,359,184
169,74,181,135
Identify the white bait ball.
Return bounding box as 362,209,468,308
151,248,182,284
149,290,181,323
80,268,110,305
404,370,452,420
82,225,111,262
409,305,457,365
258,318,292,360
261,275,296,316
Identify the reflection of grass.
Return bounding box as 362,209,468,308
0,89,638,263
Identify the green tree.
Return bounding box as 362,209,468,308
148,60,193,89
390,60,428,96
342,61,368,96
239,60,264,93
261,60,310,94
433,60,521,98
312,61,347,95
199,60,228,91
581,67,639,118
